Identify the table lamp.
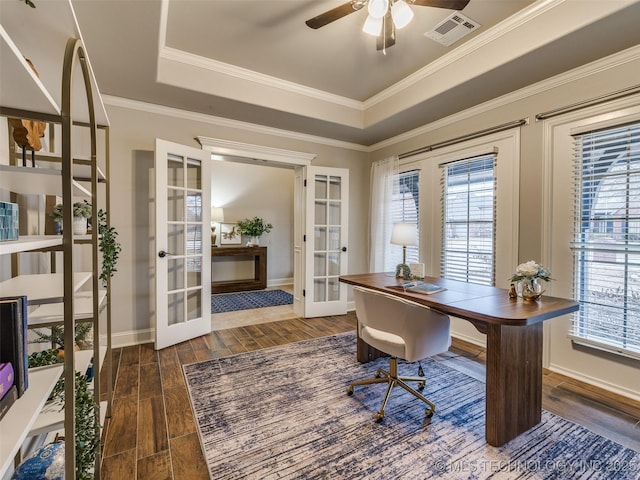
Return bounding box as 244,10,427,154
390,222,417,280
211,207,224,246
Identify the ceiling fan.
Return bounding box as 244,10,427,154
305,0,471,52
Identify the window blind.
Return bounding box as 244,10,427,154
440,155,496,285
387,170,419,270
570,122,640,359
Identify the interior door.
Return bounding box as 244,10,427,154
155,139,211,349
304,166,349,317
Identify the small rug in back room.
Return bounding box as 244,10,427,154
211,289,293,314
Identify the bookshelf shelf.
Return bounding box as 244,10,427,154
0,272,92,306
0,236,62,256
0,364,63,477
29,347,107,437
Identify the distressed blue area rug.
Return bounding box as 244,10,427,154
183,332,640,479
211,289,293,314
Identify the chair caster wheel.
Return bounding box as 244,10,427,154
418,382,425,391
425,408,434,418
346,386,354,396
374,413,384,423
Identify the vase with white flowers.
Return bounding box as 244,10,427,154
509,260,552,301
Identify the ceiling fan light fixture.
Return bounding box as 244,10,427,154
391,0,413,29
367,0,389,19
363,14,383,36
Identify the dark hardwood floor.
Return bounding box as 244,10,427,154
99,313,640,479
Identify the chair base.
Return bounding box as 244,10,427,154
346,357,435,422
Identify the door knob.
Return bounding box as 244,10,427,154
341,246,347,252
158,250,176,258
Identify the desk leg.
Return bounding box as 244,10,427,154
485,322,543,447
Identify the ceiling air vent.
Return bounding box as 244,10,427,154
424,12,481,47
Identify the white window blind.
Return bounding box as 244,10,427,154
570,122,640,359
386,170,419,270
441,155,496,285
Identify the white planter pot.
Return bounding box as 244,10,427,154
73,216,87,235
246,236,260,247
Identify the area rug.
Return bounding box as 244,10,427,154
183,332,640,479
211,289,293,314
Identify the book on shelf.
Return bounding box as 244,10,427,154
391,281,447,295
0,296,28,397
0,385,17,421
0,362,14,401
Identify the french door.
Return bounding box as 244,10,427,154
303,166,349,317
155,139,211,349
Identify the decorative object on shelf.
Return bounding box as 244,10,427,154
220,223,241,245
8,59,45,166
27,351,100,480
390,222,417,280
11,437,65,480
509,260,552,302
50,201,92,235
237,217,273,247
0,201,19,242
97,209,121,287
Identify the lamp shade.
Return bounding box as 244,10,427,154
390,222,417,247
363,14,383,36
391,0,413,29
368,0,389,19
211,207,225,223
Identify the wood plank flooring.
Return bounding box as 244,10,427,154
100,313,639,479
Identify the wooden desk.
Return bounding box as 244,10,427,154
211,246,267,293
339,272,580,447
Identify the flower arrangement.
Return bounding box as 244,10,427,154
236,217,273,237
510,260,552,283
50,201,92,220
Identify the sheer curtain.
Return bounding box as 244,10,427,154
369,155,399,272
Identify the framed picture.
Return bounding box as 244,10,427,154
220,223,241,245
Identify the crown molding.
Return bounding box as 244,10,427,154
197,137,316,167
365,0,564,108
101,95,369,152
158,47,363,111
370,45,640,151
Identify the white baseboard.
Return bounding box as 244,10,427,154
450,329,487,348
102,328,154,349
547,363,640,403
267,277,293,288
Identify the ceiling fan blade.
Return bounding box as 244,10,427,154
411,0,471,9
305,1,364,29
376,14,396,51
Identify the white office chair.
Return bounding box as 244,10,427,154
347,286,451,422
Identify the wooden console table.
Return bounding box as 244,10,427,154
211,246,267,293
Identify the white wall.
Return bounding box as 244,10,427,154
210,161,294,284
102,101,370,347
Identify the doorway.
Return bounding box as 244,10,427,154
209,160,297,330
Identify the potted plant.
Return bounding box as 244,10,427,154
236,216,273,246
50,201,92,235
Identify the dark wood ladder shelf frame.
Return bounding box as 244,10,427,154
211,246,267,293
